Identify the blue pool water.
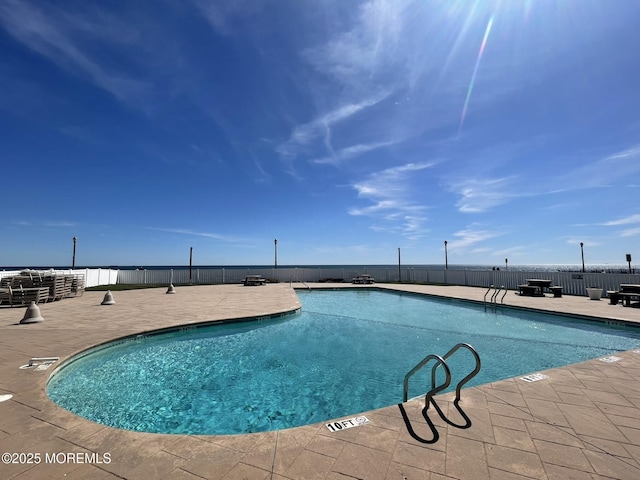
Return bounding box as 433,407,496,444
47,289,640,434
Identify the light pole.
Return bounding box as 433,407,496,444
505,258,508,270
580,242,585,273
444,240,448,270
189,247,193,284
274,239,278,268
72,236,77,269
397,247,401,282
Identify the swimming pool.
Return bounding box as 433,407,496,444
47,289,640,435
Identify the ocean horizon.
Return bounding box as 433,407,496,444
2,263,635,274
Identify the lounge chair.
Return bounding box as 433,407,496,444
0,287,12,306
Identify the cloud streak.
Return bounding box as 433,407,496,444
555,145,640,190
276,92,391,160
447,225,500,252
601,213,640,237
602,214,640,226
276,0,469,166
312,140,397,165
349,162,435,239
0,0,149,104
448,176,518,213
146,227,245,243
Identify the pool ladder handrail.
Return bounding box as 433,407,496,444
402,343,481,403
490,285,502,303
403,354,450,403
483,284,494,303
485,285,506,305
431,343,481,402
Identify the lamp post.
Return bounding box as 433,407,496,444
274,239,278,268
397,247,401,282
72,237,77,269
189,247,193,284
505,258,508,271
444,240,448,270
580,242,585,273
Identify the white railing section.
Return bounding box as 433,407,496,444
4,266,637,296
113,267,640,297
0,268,118,288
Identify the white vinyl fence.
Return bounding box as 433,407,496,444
115,267,640,297
4,267,634,297
0,268,118,288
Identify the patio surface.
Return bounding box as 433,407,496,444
1,282,640,479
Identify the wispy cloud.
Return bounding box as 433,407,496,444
43,222,76,228
555,145,640,190
447,176,518,213
276,92,391,160
146,227,245,243
0,1,149,104
444,142,640,215
302,0,404,89
349,162,434,239
447,225,500,252
194,0,265,36
564,237,601,248
601,213,640,237
312,140,397,165
276,0,459,166
619,227,640,238
602,214,640,226
11,220,75,228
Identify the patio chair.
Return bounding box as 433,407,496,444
0,287,11,305
0,287,12,306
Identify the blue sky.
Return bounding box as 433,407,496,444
1,0,640,268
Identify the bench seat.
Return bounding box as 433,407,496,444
607,291,620,305
518,285,543,296
618,292,640,307
549,286,563,298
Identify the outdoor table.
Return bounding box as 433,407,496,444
243,275,266,286
618,284,640,306
525,279,553,295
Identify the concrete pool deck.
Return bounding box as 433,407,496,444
1,283,640,479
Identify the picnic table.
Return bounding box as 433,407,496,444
518,279,561,297
242,275,267,286
352,274,375,284
609,284,640,306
